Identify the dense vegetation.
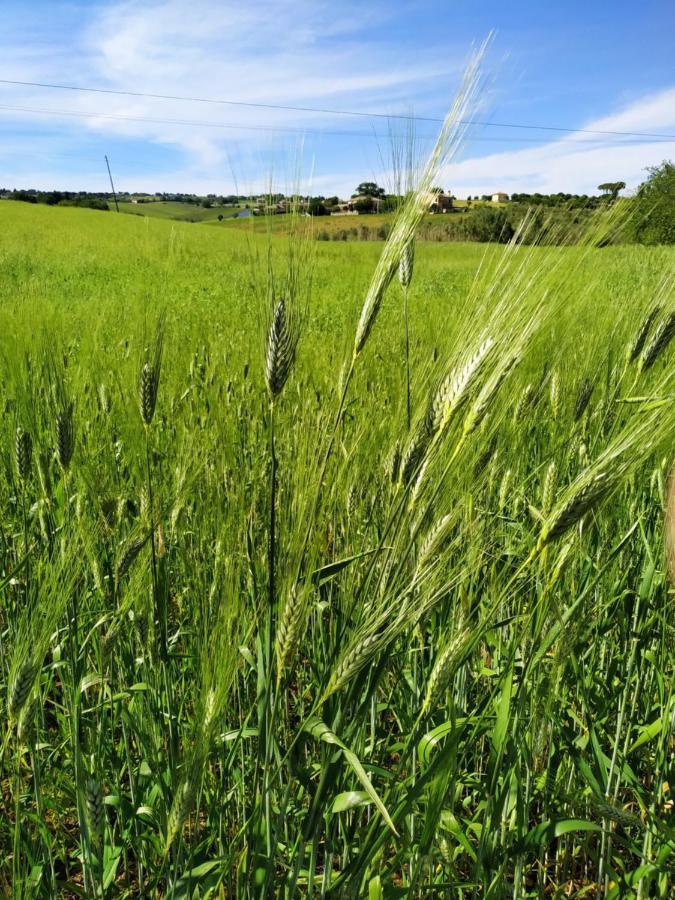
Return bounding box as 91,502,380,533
625,162,675,245
312,204,597,245
0,183,673,898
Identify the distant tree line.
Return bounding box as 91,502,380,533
2,161,672,243
0,189,254,209
509,192,606,208
1,189,111,210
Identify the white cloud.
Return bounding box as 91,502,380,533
586,88,675,135
76,0,459,162
443,87,675,196
0,0,465,183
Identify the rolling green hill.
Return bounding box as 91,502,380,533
117,199,243,222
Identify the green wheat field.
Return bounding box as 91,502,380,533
0,176,674,900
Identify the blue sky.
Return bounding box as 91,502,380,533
1,0,674,197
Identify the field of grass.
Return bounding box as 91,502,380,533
117,200,243,223
0,198,674,898
217,204,570,244
216,210,455,238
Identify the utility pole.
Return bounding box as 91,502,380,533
105,155,119,212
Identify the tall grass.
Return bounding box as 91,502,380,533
0,57,674,899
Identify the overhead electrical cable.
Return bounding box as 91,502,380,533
0,103,672,146
0,78,673,141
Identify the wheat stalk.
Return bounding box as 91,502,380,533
542,460,557,516
353,42,487,356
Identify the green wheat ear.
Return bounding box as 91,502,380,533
421,626,469,715
139,362,156,424
116,533,150,583
573,377,594,421
628,304,660,361
15,426,32,482
398,238,415,288
275,584,307,683
139,311,166,425
165,777,194,854
85,776,105,844
8,657,38,723
640,310,675,370
56,402,74,470
265,298,296,397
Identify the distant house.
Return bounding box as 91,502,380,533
331,203,358,216
491,192,509,203
249,197,296,215
331,198,372,215
429,190,454,213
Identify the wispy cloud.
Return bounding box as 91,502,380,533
1,1,458,159
0,0,470,191
443,87,675,196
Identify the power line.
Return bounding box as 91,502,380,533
0,103,672,147
1,77,674,141
0,103,388,139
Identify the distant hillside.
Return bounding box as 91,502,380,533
213,204,604,245
117,200,243,223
